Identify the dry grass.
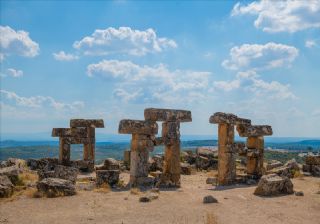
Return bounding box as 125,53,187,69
205,212,218,224
130,188,141,195
94,183,111,193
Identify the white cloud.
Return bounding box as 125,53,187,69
222,42,299,71
231,0,320,33
305,39,318,48
53,51,79,61
73,27,177,56
0,25,39,60
1,68,23,78
0,89,84,111
311,109,320,117
87,60,210,103
214,79,240,91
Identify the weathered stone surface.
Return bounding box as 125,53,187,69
254,174,294,196
148,155,164,172
0,158,26,169
144,108,192,122
37,178,76,197
162,121,180,145
27,158,59,171
70,119,104,128
38,170,55,180
70,160,94,172
266,160,283,171
103,158,120,170
311,165,320,177
180,163,192,175
209,112,251,125
305,155,320,165
218,152,236,185
118,119,158,135
237,124,273,137
203,195,218,204
0,175,14,198
96,170,120,187
195,156,218,170
196,147,218,158
0,166,21,185
52,127,88,137
54,165,78,183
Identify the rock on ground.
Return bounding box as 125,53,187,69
0,175,14,198
0,166,21,185
96,170,120,187
36,178,76,197
254,174,294,196
203,195,218,204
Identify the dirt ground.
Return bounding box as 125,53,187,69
1,172,320,224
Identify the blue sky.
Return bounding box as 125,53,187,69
1,0,320,138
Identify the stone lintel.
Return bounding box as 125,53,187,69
209,112,251,125
144,108,192,122
70,119,104,128
52,127,87,137
118,119,158,135
237,124,273,137
61,137,95,144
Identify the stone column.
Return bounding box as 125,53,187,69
236,124,272,178
217,123,236,185
59,137,70,166
162,121,181,187
210,112,251,185
118,119,158,186
144,108,192,188
84,127,95,161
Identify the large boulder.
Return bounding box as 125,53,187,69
0,166,21,185
0,158,26,169
36,178,76,197
70,160,94,172
266,160,283,171
269,159,300,178
305,155,320,165
95,158,120,171
27,158,59,171
254,174,294,196
38,165,78,183
0,175,14,198
96,170,120,187
195,156,218,170
196,147,218,158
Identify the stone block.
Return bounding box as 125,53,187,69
209,112,251,125
37,178,76,197
52,127,87,137
254,174,294,196
305,155,320,165
237,124,273,137
0,166,21,185
180,163,192,175
118,119,158,135
0,175,14,198
96,170,120,187
144,108,192,122
70,119,104,128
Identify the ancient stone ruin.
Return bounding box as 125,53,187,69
209,112,272,185
118,108,192,187
144,108,192,187
52,119,104,166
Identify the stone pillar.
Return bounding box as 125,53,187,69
236,124,272,178
59,138,70,166
118,119,158,186
84,127,95,161
246,136,264,177
162,121,181,187
217,123,236,185
210,112,251,185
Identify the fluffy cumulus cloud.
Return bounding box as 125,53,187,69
222,42,299,71
214,71,297,100
231,0,320,33
53,51,79,61
1,68,23,78
87,60,210,103
0,89,84,111
73,27,177,56
0,26,39,61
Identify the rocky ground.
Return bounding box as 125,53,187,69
1,171,319,224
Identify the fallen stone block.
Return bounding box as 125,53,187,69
96,170,120,187
70,160,94,172
180,163,192,175
0,166,21,185
148,155,163,172
305,155,320,165
37,178,76,197
54,165,79,183
0,175,14,198
254,174,294,196
196,147,218,158
266,160,283,171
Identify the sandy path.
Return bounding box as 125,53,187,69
1,173,319,224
